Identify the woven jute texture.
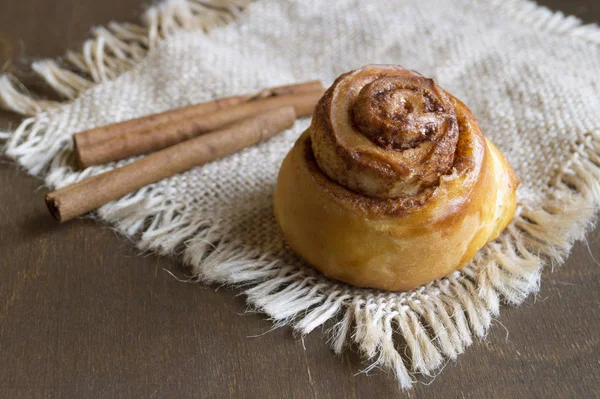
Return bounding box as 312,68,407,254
2,0,600,389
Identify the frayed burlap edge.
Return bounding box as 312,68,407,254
1,0,599,390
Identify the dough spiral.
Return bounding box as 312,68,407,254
275,65,519,291
312,65,459,199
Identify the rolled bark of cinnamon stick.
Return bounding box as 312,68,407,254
74,95,249,149
73,80,322,150
75,89,323,168
46,106,296,222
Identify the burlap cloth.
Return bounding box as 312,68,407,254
2,0,599,389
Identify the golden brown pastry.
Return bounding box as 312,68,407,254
274,65,519,291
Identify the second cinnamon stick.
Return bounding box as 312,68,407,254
75,90,322,168
47,106,296,222
73,80,323,148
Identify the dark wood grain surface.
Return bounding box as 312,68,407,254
0,1,599,397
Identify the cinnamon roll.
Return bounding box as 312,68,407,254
274,65,519,291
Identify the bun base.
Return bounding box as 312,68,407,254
274,130,518,291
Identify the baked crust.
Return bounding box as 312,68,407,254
274,65,519,291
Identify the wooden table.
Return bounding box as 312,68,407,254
0,1,598,397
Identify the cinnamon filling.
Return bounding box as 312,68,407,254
310,65,463,200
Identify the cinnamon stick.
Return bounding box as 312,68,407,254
73,80,323,149
46,107,296,222
75,89,323,168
